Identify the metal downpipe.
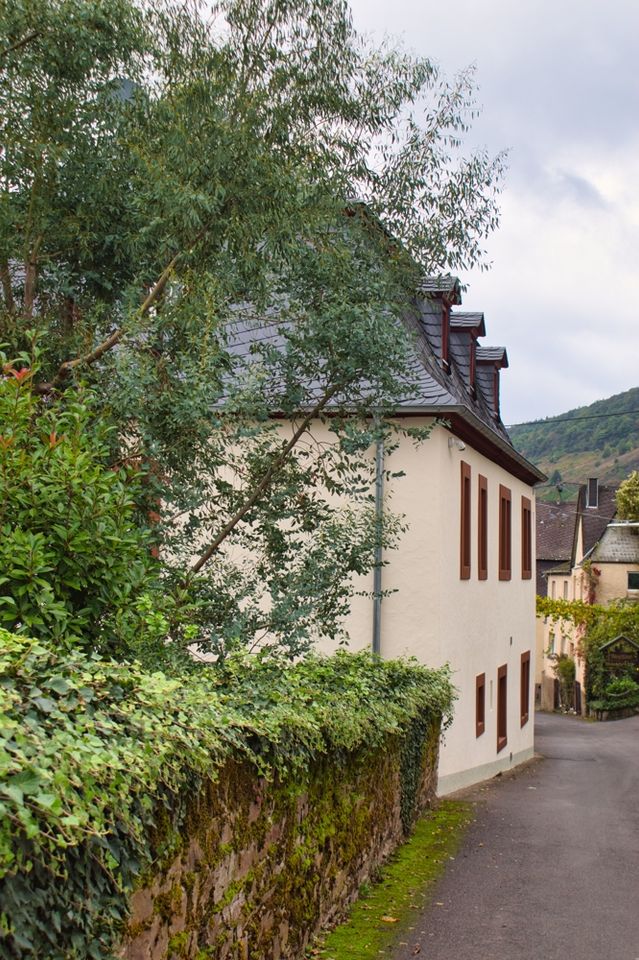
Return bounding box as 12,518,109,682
372,436,384,656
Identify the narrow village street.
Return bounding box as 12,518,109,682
392,713,639,960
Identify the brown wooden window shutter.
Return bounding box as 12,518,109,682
497,663,508,752
521,496,532,580
478,474,488,580
498,484,512,581
460,461,471,579
520,651,531,727
476,673,486,737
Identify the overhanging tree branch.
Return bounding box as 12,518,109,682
187,380,345,578
0,30,40,60
38,228,208,392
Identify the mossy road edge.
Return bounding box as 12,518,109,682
311,800,473,960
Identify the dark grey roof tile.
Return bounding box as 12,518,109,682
477,346,509,367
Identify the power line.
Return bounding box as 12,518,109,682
508,408,639,429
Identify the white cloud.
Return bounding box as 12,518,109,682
349,0,639,424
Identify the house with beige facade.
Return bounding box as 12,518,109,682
535,480,639,712
328,278,543,793
229,274,544,794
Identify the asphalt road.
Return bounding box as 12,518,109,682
392,711,639,960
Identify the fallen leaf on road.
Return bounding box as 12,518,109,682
412,945,421,955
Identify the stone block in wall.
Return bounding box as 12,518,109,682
118,721,440,960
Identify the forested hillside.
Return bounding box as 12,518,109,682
509,387,639,500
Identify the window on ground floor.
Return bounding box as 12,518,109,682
476,673,485,737
497,664,508,753
520,651,530,727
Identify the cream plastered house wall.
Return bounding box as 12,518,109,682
590,562,639,605
303,417,536,796
540,571,581,701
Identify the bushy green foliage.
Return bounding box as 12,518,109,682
538,596,639,700
0,368,161,655
588,677,639,714
0,631,455,959
1,0,505,657
616,471,639,521
551,653,576,710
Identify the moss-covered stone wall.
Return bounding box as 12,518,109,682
119,721,440,960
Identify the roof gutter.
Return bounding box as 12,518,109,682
392,404,547,486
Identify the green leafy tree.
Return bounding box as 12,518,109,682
1,0,505,658
537,595,639,701
616,471,639,521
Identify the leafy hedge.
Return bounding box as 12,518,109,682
0,632,454,958
589,677,639,714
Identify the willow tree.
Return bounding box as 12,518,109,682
0,0,505,659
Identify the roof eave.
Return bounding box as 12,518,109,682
393,403,546,486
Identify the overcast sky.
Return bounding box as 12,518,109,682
348,0,639,425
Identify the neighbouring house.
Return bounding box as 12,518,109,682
537,479,623,711
228,273,545,795
535,498,580,700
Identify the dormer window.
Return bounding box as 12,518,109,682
449,311,484,390
476,345,508,421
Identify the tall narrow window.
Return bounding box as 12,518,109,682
499,485,512,581
460,461,471,579
497,664,508,753
521,496,532,580
478,475,488,580
520,651,530,726
476,673,486,737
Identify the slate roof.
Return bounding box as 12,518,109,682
450,311,486,336
537,500,579,562
582,484,618,555
221,276,545,484
535,482,620,591
418,276,461,301
589,525,639,564
477,346,509,367
412,297,512,445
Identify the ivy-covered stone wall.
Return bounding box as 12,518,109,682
0,635,452,959
121,723,440,960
